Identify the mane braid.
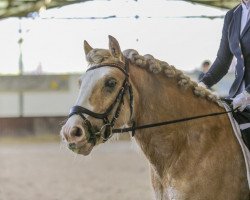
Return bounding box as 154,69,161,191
85,48,221,106
122,49,221,106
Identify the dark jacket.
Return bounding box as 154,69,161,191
201,4,250,98
198,72,205,82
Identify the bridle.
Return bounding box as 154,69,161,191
69,59,237,145
69,59,134,145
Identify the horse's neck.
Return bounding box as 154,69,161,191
130,65,230,177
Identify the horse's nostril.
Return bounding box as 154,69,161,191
75,128,82,137
71,127,82,137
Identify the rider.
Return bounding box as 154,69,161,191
199,0,250,147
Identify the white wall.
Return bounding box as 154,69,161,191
0,71,234,117
0,74,80,117
0,93,19,117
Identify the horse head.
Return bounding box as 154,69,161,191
60,36,135,155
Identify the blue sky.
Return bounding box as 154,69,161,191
0,0,227,74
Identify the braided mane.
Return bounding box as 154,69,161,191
85,48,220,106
123,49,220,105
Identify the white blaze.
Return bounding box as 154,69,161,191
75,67,111,110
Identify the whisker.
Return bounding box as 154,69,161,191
59,141,66,152
59,118,68,126
108,133,119,142
73,153,78,163
58,138,70,153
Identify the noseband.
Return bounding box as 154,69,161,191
69,59,134,145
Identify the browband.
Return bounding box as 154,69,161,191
87,62,129,77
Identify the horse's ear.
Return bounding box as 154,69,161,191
108,35,122,59
84,40,93,56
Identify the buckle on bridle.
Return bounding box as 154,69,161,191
101,123,113,142
93,123,113,142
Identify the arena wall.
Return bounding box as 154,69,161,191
0,72,234,136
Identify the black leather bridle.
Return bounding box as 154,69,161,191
69,59,134,145
69,59,237,146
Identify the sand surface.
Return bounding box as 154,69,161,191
0,141,153,200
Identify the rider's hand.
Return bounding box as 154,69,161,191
232,90,250,112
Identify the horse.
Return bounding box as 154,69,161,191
60,36,249,199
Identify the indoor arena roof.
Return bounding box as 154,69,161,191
187,0,239,9
0,0,240,19
0,0,88,19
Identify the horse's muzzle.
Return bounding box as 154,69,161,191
60,115,94,155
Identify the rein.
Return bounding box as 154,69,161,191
69,60,236,144
113,107,237,136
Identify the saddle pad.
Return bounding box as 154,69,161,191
223,102,250,189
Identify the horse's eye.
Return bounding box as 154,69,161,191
105,79,117,89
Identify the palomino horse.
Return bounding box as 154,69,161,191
61,36,249,199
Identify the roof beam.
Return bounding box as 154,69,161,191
0,0,89,19
186,0,239,9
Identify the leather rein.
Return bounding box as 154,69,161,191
69,59,236,145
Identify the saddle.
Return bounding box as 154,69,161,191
222,100,250,189
223,99,250,151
